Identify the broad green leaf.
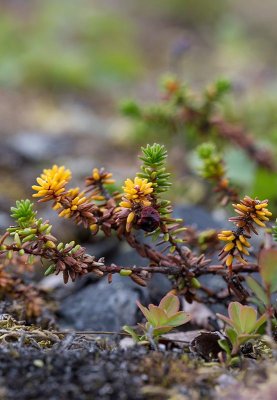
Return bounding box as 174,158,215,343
246,276,268,306
148,304,168,327
254,313,267,332
227,302,242,333
166,311,191,327
159,294,179,317
238,305,257,334
237,333,259,346
152,326,173,337
218,339,231,356
226,327,237,347
259,249,277,293
248,296,266,313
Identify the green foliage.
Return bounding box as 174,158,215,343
0,1,141,90
123,294,191,344
259,249,277,293
138,143,171,194
121,76,232,151
133,0,228,28
120,100,142,119
252,168,277,206
8,200,54,254
246,276,269,311
10,199,37,228
217,302,267,355
197,142,225,180
204,79,231,103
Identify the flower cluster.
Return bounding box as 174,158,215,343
53,188,97,229
218,230,251,268
218,197,272,272
121,177,153,207
85,167,115,201
46,241,105,283
32,165,71,202
118,177,154,232
229,197,272,234
32,165,99,230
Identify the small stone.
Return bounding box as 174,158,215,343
119,337,136,349
33,359,44,368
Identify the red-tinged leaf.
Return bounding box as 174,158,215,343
148,304,168,327
136,301,154,324
159,294,180,317
166,311,191,327
259,249,277,293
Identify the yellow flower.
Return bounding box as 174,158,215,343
120,177,153,207
58,188,87,219
231,197,272,229
218,230,251,271
32,165,71,202
86,168,115,186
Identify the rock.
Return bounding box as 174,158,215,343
119,337,136,349
58,274,149,331
173,205,225,230
112,248,172,303
4,132,74,164
0,212,11,230
183,300,215,329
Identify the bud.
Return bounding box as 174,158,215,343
119,269,132,276
45,240,56,249
14,232,21,246
191,277,201,289
130,273,147,287
44,264,56,276
137,207,160,232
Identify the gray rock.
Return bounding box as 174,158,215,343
173,205,224,230
5,132,74,163
58,274,149,331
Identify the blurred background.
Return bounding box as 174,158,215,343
0,0,277,230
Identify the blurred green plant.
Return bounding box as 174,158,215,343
196,142,239,205
0,1,142,91
130,0,229,26
121,76,232,147
197,142,225,181
121,76,277,211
